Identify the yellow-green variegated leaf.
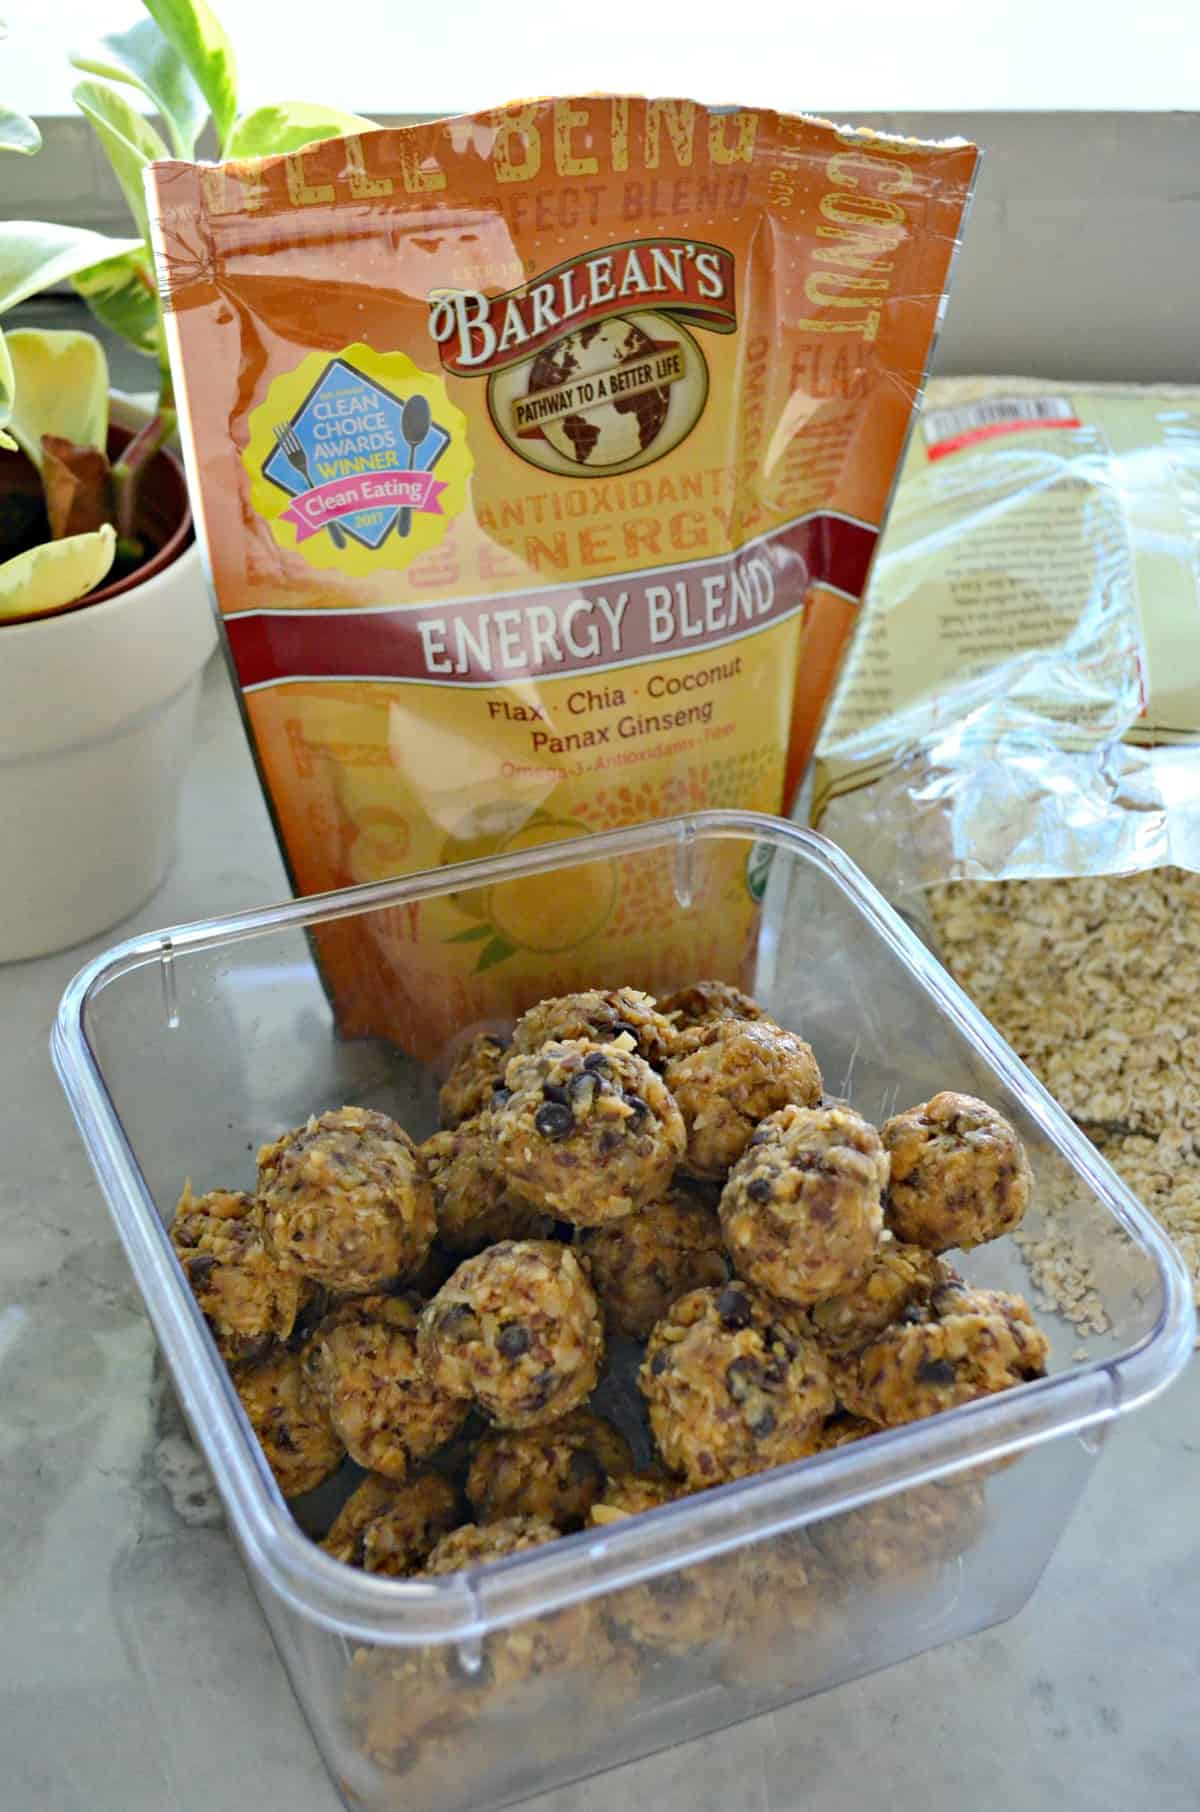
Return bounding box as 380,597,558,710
0,523,116,619
0,221,142,315
70,14,206,160
71,79,169,245
0,104,41,155
0,325,13,444
71,248,162,362
142,0,237,152
224,102,377,161
3,328,109,468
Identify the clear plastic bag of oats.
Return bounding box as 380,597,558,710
811,376,1200,1321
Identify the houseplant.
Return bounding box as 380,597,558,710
0,0,374,958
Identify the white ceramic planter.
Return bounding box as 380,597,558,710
0,505,216,963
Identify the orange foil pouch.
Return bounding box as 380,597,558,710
148,100,977,1058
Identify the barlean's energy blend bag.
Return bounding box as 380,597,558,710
149,100,977,1057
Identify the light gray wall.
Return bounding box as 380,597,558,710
6,111,1197,382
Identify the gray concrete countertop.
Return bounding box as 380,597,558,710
2,654,1196,1812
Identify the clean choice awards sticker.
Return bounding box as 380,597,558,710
244,343,472,573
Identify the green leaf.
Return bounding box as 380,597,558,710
71,247,162,363
142,0,237,153
445,923,496,944
0,221,142,316
224,101,377,161
4,329,110,467
0,327,13,440
0,105,41,155
0,524,116,620
474,935,518,974
72,79,169,246
71,15,207,159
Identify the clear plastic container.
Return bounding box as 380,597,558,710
53,811,1193,1812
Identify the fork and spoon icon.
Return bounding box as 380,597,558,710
273,395,432,547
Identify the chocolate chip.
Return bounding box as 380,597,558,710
750,1410,777,1437
623,1092,649,1122
185,1254,217,1288
582,1050,610,1074
761,1358,787,1385
745,1177,773,1204
717,1285,752,1329
482,1035,505,1050
598,1128,623,1156
437,1302,478,1338
725,1355,759,1399
491,1084,512,1108
567,1072,597,1106
496,1322,531,1358
541,1082,570,1106
273,1426,297,1453
534,1101,574,1140
612,1019,642,1043
650,1349,670,1376
917,1357,958,1386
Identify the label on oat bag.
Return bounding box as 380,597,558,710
148,101,977,1058
812,376,1200,896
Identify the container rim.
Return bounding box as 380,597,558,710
52,809,1195,1644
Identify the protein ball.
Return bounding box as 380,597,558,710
720,1534,841,1690
661,980,769,1055
586,1470,681,1525
322,1471,460,1575
576,1188,731,1338
664,1021,822,1181
809,1233,951,1358
640,1283,835,1488
423,1514,561,1575
170,1183,304,1363
811,1477,985,1585
345,1647,467,1779
259,1106,435,1292
604,1546,741,1656
418,1240,604,1428
720,1103,886,1305
838,1281,1051,1427
302,1293,466,1479
511,987,676,1070
590,1470,747,1660
881,1091,1033,1252
424,1517,598,1692
421,1119,556,1255
467,1410,633,1529
439,1033,510,1129
233,1347,344,1498
493,1039,685,1226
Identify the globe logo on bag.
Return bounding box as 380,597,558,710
428,238,736,477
